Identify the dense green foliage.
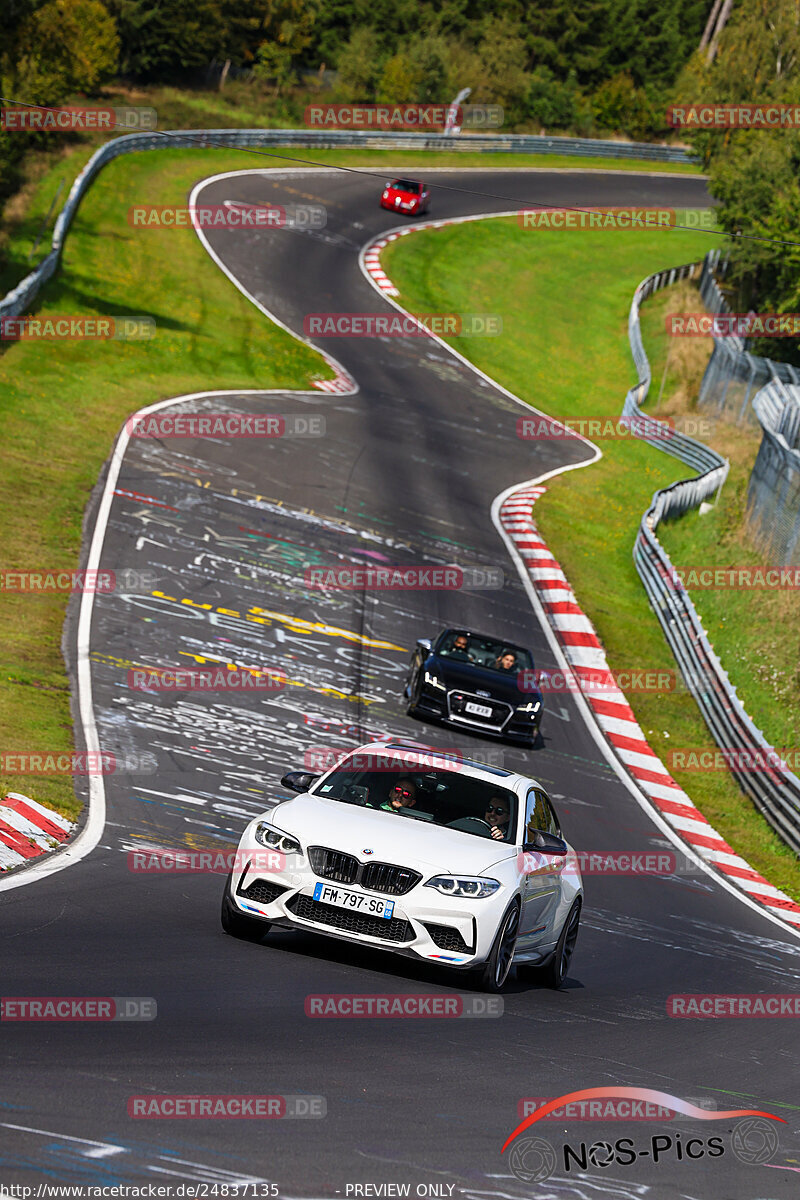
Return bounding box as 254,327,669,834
0,0,715,227
2,0,713,125
677,0,800,362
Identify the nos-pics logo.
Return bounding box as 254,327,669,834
502,1087,784,1183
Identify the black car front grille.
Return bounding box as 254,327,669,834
237,879,289,906
308,846,421,895
361,861,422,895
423,922,474,953
286,894,414,943
447,691,511,728
308,846,359,884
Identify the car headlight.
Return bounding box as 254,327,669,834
424,669,446,691
516,700,541,715
424,875,500,899
254,821,300,855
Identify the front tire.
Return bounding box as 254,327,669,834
478,902,520,992
541,898,581,989
405,668,422,717
220,872,270,941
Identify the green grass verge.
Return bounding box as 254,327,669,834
382,219,800,899
657,428,800,752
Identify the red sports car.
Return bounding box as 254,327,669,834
380,178,430,216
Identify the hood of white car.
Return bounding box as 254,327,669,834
268,794,515,877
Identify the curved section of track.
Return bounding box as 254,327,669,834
2,168,798,1198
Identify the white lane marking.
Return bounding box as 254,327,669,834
0,1121,127,1155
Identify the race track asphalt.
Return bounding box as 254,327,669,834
2,166,798,1198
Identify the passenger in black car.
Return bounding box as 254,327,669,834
494,651,517,672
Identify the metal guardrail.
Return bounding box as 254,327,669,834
698,249,800,426
694,251,800,561
749,379,800,563
1,127,693,319
624,255,800,855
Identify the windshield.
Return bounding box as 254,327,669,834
436,630,533,674
392,179,421,193
314,764,517,842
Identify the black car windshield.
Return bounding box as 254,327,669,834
314,764,517,842
392,179,421,193
436,631,533,673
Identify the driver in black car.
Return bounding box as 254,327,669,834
484,796,511,841
443,632,474,661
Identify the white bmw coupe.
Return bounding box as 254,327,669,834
221,742,582,991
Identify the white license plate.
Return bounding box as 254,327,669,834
313,882,395,919
465,701,493,718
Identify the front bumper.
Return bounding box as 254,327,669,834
413,683,540,743
229,835,509,969
380,198,419,213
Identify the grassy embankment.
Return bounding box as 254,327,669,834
382,219,799,899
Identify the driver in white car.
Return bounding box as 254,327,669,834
484,796,511,841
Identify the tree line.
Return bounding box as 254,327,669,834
1,0,798,361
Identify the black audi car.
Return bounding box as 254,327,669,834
403,628,543,745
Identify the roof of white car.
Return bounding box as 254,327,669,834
343,741,536,791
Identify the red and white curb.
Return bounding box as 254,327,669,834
498,487,800,927
0,793,75,872
313,364,354,394
363,237,400,296
360,217,800,933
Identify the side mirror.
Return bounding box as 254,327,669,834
280,770,320,793
416,637,433,654
523,831,568,856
